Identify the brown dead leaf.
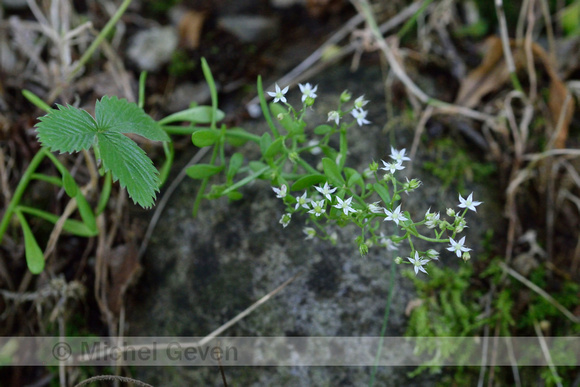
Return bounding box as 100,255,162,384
178,10,206,49
106,243,141,316
405,298,424,316
455,36,574,148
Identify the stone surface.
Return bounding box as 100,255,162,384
127,65,500,385
127,26,178,72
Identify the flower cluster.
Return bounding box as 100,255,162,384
262,83,482,278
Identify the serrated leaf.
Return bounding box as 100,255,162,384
322,157,345,187
97,131,160,208
192,129,220,147
186,164,224,179
16,211,45,274
95,96,169,141
35,104,97,153
159,106,225,125
291,174,326,191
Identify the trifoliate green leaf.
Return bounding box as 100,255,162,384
35,104,97,153
95,96,170,141
97,131,160,208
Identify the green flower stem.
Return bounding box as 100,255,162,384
0,148,48,243
338,127,347,169
257,76,280,138
96,172,112,215
30,173,62,186
294,157,321,175
221,166,270,195
369,258,396,387
415,234,449,243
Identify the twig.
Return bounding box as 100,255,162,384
495,0,524,92
533,320,563,387
499,262,580,324
524,0,538,102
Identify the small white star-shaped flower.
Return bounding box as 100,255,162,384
389,147,411,163
380,159,404,174
272,184,287,198
424,208,440,229
303,227,316,240
295,191,311,210
368,201,384,214
299,83,318,102
408,251,429,275
267,83,289,103
354,95,369,109
279,213,291,228
351,108,370,126
334,196,357,216
458,192,482,212
379,232,399,251
308,200,326,217
327,110,340,125
315,182,337,201
447,236,472,258
384,204,408,225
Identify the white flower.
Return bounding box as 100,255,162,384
380,159,404,174
384,204,408,225
447,236,472,258
299,83,318,102
279,213,291,228
272,184,287,198
351,108,370,126
303,227,316,240
368,201,384,214
334,196,357,216
408,251,429,275
354,95,369,109
295,191,311,210
425,249,439,260
379,233,399,251
315,182,337,201
308,200,326,217
267,83,289,103
454,217,467,233
458,192,482,212
327,110,340,125
389,147,411,163
308,139,322,155
424,209,440,229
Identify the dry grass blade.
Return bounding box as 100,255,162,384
533,320,564,387
499,262,580,324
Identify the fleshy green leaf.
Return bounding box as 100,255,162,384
95,96,170,141
35,104,97,153
264,137,285,159
260,133,272,155
97,131,160,208
227,153,244,180
225,128,251,146
314,124,332,135
291,174,326,191
373,183,391,204
322,157,345,187
62,173,78,197
16,211,45,274
158,106,225,125
192,129,220,147
186,164,224,179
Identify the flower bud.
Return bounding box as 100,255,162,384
446,208,455,217
394,256,403,264
462,252,471,262
340,90,352,103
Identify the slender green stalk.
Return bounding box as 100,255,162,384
201,58,219,130
68,0,133,83
369,259,397,386
257,76,280,138
0,149,48,243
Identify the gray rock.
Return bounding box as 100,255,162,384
128,65,499,385
218,15,279,43
127,26,178,72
